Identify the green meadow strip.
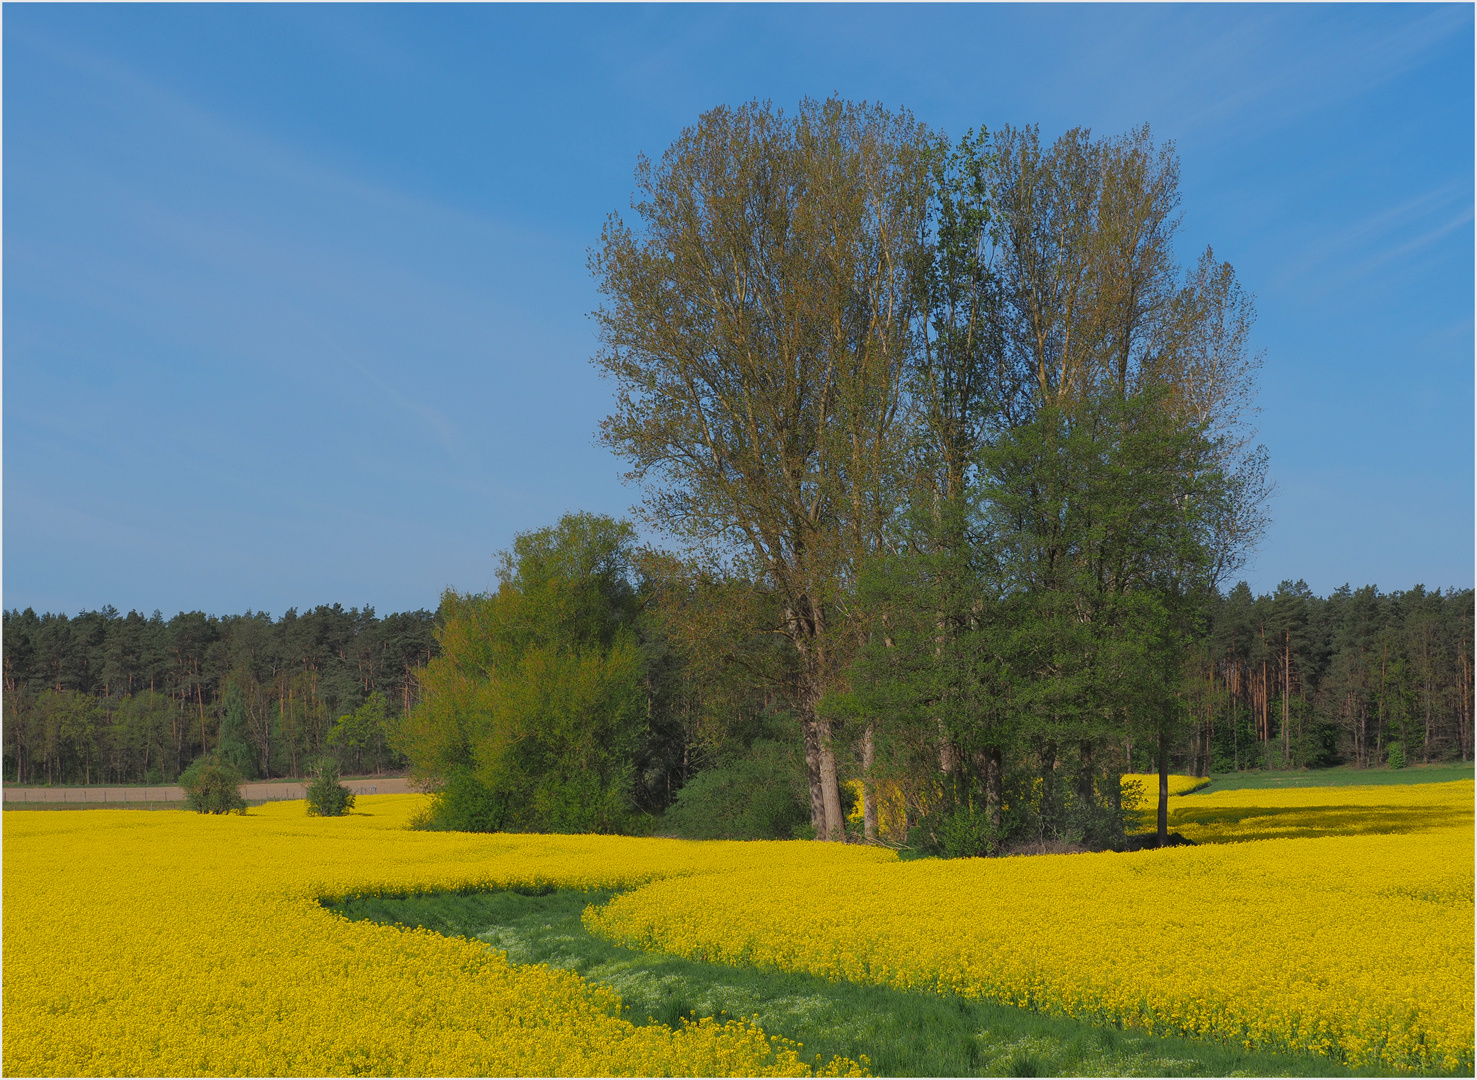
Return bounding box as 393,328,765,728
327,888,1426,1078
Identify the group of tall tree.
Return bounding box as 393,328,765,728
402,98,1471,849
583,97,1275,848
2,605,436,785
12,99,1470,854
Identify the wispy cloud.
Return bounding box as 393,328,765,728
1157,5,1471,144
11,20,550,251
9,21,595,498
1268,179,1473,300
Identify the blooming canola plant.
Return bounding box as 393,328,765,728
4,780,1471,1076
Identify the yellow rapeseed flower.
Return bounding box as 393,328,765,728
587,780,1474,1073
6,780,1470,1076
2,798,869,1077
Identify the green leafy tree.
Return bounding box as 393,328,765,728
977,391,1237,847
305,758,356,816
592,98,934,841
839,122,1270,853
836,499,1012,847
849,389,1242,852
398,513,646,834
57,692,103,786
116,690,174,782
179,754,247,814
329,692,392,775
217,680,257,780
31,690,67,785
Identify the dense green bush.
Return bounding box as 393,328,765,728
415,769,510,832
936,804,1005,858
400,513,646,835
660,740,809,840
909,797,1005,858
305,759,356,817
179,754,247,814
1385,741,1407,769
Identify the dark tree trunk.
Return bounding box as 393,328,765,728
861,723,877,843
985,744,1004,831
1077,739,1096,813
1156,725,1170,848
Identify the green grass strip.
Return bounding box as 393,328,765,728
324,888,1432,1077
1196,762,1474,794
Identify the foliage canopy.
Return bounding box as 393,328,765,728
592,102,1275,847
179,754,247,815
399,513,646,834
305,757,356,817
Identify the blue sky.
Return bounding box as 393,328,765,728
5,3,1473,617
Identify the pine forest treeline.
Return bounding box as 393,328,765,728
1164,582,1471,774
2,605,437,785
4,580,1469,793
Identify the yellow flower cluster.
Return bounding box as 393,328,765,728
1160,776,1476,845
8,781,1470,1075
587,780,1474,1073
2,798,869,1078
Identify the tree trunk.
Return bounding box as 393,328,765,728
1423,655,1433,764
1378,642,1388,763
1156,722,1170,848
1459,640,1471,762
1232,663,1239,772
1077,739,1096,816
1283,629,1291,768
1260,660,1268,743
985,744,1003,832
861,723,877,843
801,717,829,839
792,606,848,841
1353,694,1363,768
938,719,957,774
818,733,846,841
1208,664,1217,773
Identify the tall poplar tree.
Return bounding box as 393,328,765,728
591,98,933,840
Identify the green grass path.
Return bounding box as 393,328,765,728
327,888,1393,1078
1196,762,1473,794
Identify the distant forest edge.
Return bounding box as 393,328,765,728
2,604,437,785
2,579,1471,790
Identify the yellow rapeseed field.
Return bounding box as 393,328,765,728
6,779,1471,1075
1157,777,1475,844
1121,771,1210,805
587,780,1474,1073
1120,773,1211,832
2,798,873,1078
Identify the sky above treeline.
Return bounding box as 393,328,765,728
5,4,1473,618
